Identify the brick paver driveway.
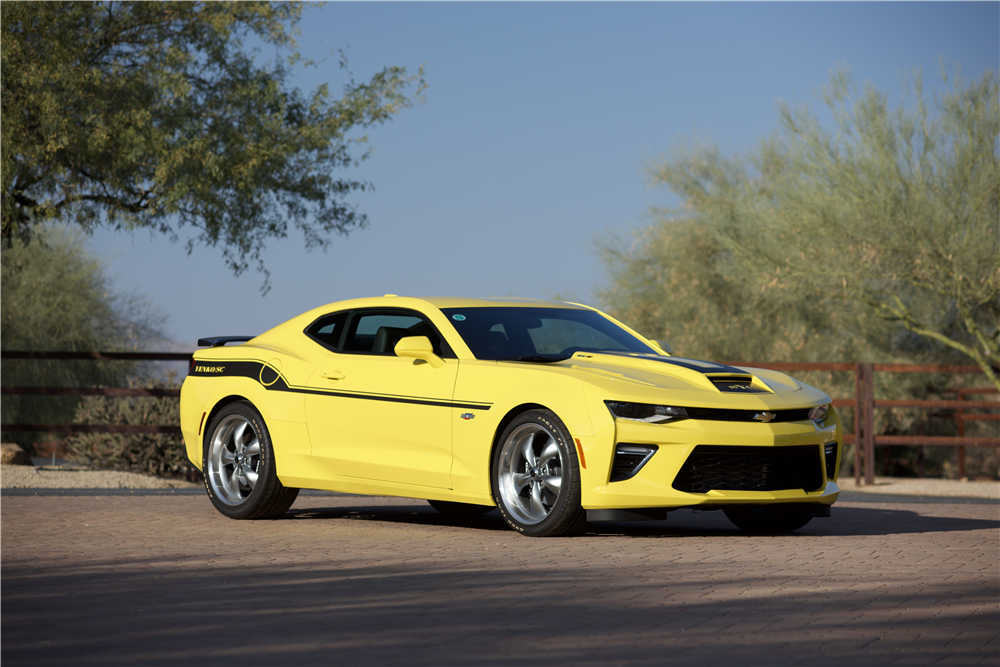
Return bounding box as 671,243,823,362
2,494,997,666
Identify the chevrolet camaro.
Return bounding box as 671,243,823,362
180,296,841,537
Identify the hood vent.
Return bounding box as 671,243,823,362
710,376,768,393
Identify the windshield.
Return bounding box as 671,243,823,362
440,307,660,361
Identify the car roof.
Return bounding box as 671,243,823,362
270,296,591,339
403,296,587,309
306,295,588,312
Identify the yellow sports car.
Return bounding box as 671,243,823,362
181,296,841,536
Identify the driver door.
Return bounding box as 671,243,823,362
303,309,458,489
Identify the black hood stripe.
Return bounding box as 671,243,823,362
598,353,749,376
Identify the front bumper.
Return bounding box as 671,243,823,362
578,408,842,510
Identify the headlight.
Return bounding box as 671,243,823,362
809,404,830,424
605,401,689,424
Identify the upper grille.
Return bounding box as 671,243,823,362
672,444,824,493
684,407,813,423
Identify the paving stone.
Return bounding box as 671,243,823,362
0,496,997,666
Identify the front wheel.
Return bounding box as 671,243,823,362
492,409,587,537
203,401,299,519
723,505,813,534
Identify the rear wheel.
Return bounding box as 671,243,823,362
724,505,813,534
492,409,587,537
203,401,298,519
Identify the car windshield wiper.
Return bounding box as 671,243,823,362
495,355,569,363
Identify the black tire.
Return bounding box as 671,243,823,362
203,401,299,519
491,409,588,537
723,505,813,534
427,500,495,518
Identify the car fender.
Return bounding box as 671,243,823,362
181,348,319,479
450,360,596,497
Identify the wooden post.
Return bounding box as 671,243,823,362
957,388,966,479
864,362,876,486
855,363,863,487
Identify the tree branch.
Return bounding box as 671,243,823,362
870,295,1000,392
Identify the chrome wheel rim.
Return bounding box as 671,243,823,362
207,415,261,506
496,423,564,525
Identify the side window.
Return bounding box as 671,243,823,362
305,312,349,350
341,309,455,358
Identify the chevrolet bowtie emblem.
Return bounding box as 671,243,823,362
754,412,776,423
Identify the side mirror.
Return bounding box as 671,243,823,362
650,339,673,355
394,336,445,368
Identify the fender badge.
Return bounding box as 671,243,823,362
460,413,475,420
753,412,776,423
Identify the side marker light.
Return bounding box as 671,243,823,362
197,411,207,437
574,438,587,469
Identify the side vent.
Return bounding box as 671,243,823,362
609,444,658,482
709,376,768,393
824,442,838,481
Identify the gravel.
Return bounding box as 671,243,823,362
837,475,999,499
1,465,200,490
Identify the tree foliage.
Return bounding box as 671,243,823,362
1,1,424,290
601,66,999,391
1,225,164,451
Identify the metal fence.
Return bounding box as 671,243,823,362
2,352,997,486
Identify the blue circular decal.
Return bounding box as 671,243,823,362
452,314,466,321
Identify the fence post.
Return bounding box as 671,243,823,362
863,362,876,485
855,363,863,487
957,388,966,479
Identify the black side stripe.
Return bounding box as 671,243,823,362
283,386,488,411
189,359,492,411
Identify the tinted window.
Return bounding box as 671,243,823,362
305,312,349,350
341,309,453,358
441,307,657,361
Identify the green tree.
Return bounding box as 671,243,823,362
1,1,424,290
1,225,164,451
604,67,999,391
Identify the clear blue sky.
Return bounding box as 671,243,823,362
86,2,1000,348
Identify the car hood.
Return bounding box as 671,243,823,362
539,351,829,408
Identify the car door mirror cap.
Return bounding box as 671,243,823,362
394,336,445,368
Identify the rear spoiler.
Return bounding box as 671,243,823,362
197,336,255,347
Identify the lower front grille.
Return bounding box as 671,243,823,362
672,445,824,493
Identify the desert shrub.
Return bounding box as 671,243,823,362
63,373,190,477
961,448,1000,480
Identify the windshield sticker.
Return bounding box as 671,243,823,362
452,314,466,321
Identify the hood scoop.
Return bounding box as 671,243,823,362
709,376,770,394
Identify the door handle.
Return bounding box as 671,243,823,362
323,371,345,380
